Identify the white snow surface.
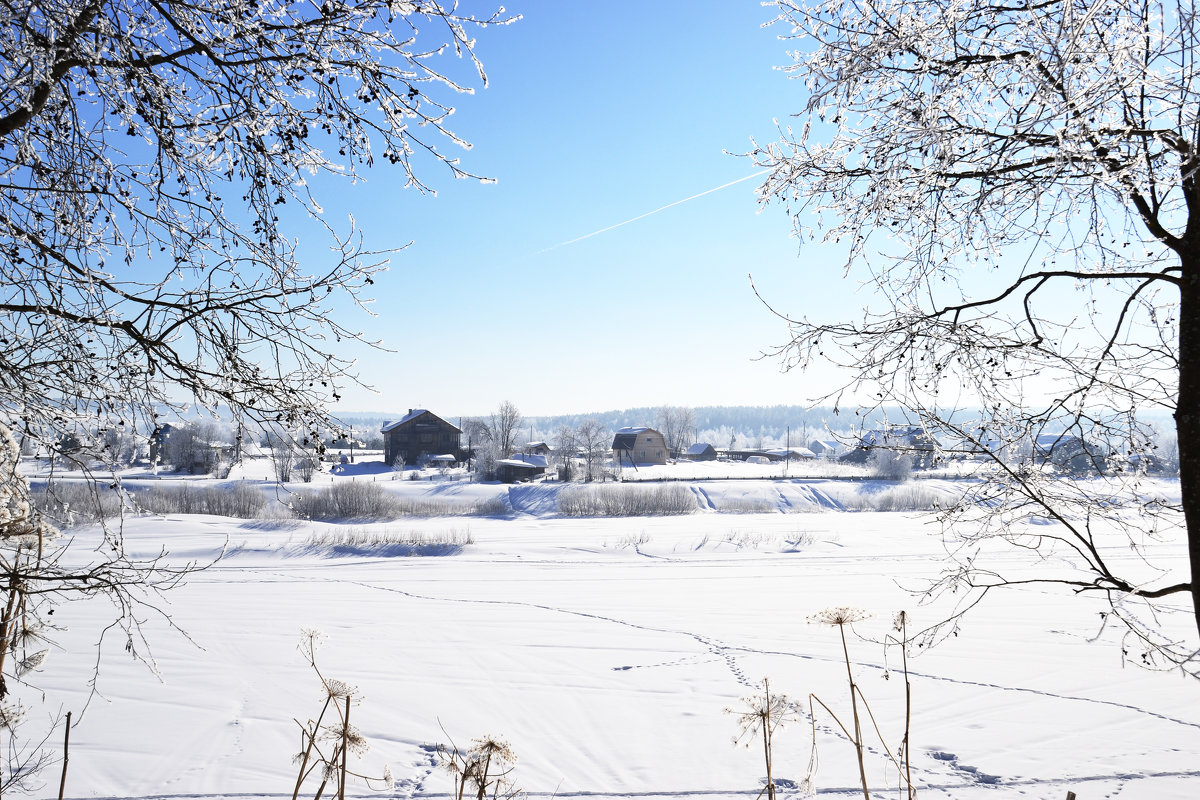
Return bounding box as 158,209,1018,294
19,475,1200,800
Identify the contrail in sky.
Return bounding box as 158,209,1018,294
533,170,767,255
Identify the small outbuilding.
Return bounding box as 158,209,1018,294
496,454,547,483
808,439,844,458
684,443,718,461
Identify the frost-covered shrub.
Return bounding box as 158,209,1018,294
558,484,697,517
302,526,474,556
868,449,914,480
291,482,398,520
31,481,124,525
716,496,778,514
390,497,508,517
840,483,946,512
135,483,267,518
291,483,506,519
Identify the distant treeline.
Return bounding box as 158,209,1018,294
336,405,903,446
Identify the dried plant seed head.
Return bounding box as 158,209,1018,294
468,735,517,765
345,726,369,755
322,677,357,699
0,702,26,731
808,606,872,626
893,610,910,631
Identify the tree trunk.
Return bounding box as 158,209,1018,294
1175,245,1200,644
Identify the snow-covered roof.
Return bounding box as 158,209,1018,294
495,458,544,470
381,410,460,434
1036,432,1080,447
381,409,428,432
614,426,654,435
505,453,548,468
770,447,816,459
686,443,715,455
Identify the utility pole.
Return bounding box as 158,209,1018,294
785,425,790,478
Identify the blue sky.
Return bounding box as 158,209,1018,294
311,1,862,417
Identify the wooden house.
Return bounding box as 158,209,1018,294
381,410,462,467
612,427,668,466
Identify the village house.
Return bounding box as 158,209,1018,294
1033,432,1108,474
839,425,940,469
808,439,844,459
612,426,668,466
381,409,462,466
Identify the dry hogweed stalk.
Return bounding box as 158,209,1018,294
290,630,392,800
802,607,918,799
727,677,799,800
438,731,523,800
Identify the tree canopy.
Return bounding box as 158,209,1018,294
754,0,1199,672
0,0,513,459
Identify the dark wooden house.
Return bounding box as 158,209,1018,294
381,409,462,466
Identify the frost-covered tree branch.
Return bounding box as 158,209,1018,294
0,0,515,458
753,0,1200,672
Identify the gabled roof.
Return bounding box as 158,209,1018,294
858,426,937,448
686,443,716,455
496,458,544,470
381,409,461,434
770,447,816,459
505,453,548,468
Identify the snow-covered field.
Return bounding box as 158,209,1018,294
20,473,1200,800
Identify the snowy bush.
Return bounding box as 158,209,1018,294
303,526,474,556
291,482,397,519
840,483,948,512
558,484,697,517
291,483,506,520
867,449,914,480
134,483,267,518
31,481,124,525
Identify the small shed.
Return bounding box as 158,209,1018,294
496,455,547,483
684,443,718,461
